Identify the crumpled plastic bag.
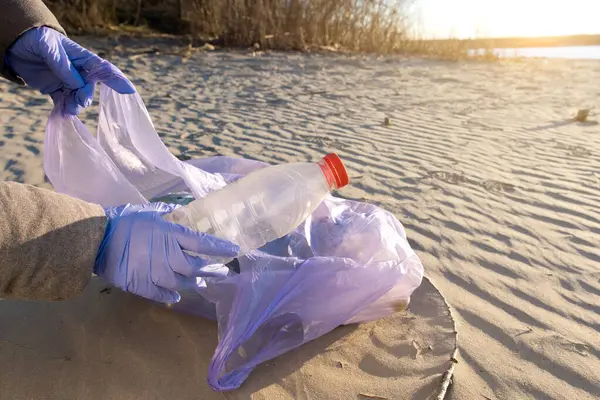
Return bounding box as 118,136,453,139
44,84,424,391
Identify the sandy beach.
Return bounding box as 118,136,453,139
1,37,599,399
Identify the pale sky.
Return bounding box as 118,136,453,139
414,0,600,39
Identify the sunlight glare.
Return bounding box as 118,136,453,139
416,0,600,38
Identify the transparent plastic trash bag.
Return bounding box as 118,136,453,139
44,83,424,391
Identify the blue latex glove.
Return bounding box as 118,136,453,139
94,203,239,304
5,27,135,115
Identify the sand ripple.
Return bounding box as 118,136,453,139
1,40,598,399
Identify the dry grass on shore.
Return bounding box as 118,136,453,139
46,0,495,60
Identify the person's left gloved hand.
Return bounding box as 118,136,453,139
94,202,240,304
5,27,135,115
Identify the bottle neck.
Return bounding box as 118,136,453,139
318,159,338,190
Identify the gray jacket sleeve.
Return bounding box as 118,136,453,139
0,182,107,301
0,0,66,83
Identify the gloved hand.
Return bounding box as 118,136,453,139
94,202,239,304
5,27,135,115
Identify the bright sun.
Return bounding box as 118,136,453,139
416,0,599,39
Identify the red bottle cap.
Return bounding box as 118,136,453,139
322,153,349,189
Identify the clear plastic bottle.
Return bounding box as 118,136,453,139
166,153,349,256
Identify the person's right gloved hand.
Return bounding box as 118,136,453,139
94,202,239,304
5,26,135,115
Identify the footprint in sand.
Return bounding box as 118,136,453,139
428,171,475,185
481,179,516,193
301,134,348,150
555,142,593,157
567,146,592,158
428,171,516,193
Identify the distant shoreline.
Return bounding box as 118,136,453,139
421,34,600,49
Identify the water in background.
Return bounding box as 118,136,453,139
471,46,600,60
